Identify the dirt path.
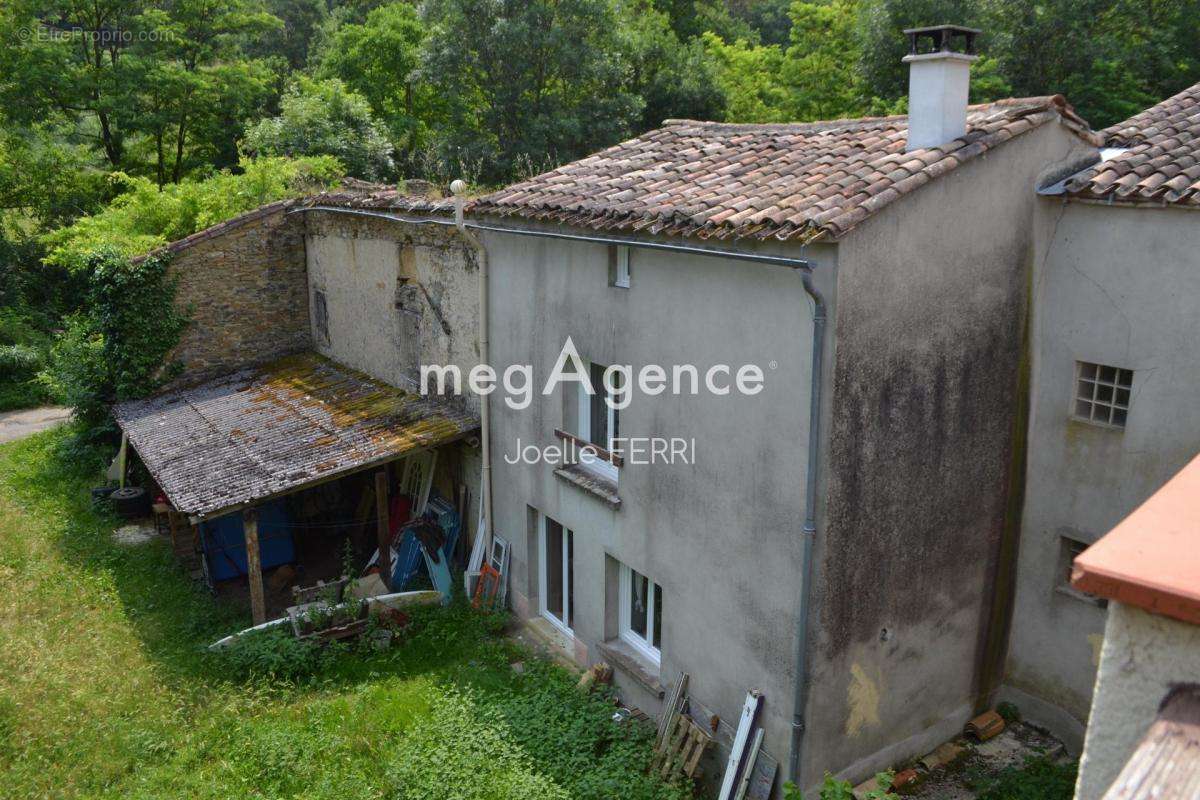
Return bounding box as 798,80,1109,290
0,406,71,444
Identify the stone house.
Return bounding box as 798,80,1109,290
443,27,1100,793
115,188,486,625
1002,81,1200,750
1068,453,1200,800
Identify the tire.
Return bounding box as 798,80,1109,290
91,486,117,505
110,486,150,518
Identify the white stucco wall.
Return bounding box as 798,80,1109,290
1075,602,1200,800
303,212,481,414
482,226,834,773
1006,202,1200,744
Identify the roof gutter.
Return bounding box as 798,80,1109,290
289,204,826,782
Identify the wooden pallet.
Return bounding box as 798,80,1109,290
653,713,712,781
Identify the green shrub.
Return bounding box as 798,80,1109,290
970,755,1076,800
243,78,394,181
218,626,342,681
41,156,342,270
40,250,188,440
783,771,894,800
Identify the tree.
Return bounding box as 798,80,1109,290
618,1,727,130
702,33,792,122
0,0,280,182
421,0,642,184
781,0,870,120
242,78,395,181
317,3,431,164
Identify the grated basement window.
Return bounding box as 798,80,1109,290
1073,361,1132,428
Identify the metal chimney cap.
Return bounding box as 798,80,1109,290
903,25,981,57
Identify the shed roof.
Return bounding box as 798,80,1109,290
1064,81,1200,206
471,96,1095,242
114,353,477,517
1072,453,1200,625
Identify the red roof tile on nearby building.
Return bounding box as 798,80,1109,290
1072,453,1200,625
1065,81,1200,206
472,96,1095,242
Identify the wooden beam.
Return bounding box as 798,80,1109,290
375,470,391,590
244,508,266,625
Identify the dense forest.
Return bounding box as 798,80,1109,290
2,0,1199,414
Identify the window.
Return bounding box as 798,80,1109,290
538,514,574,635
1057,535,1105,606
313,288,329,343
610,245,631,288
619,564,663,664
577,361,621,481
1074,361,1132,428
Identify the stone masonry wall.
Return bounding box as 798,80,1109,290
162,202,311,385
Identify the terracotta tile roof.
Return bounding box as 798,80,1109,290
1102,686,1200,800
1064,82,1200,206
114,352,477,517
300,186,454,215
471,96,1094,242
1072,453,1200,626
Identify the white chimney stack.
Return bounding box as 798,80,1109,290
903,25,980,151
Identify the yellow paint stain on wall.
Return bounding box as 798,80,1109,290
846,663,881,737
1088,633,1104,667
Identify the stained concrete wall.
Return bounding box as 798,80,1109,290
303,211,481,414
481,224,836,775
165,205,310,385
1074,603,1200,800
804,120,1095,787
1005,202,1200,744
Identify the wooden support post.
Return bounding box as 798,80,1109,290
375,470,391,590
244,507,266,625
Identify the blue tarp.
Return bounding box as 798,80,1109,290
388,494,461,590
201,500,295,582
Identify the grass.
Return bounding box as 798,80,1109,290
0,427,687,800
966,754,1077,800
0,377,50,412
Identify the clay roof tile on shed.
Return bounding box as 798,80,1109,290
472,96,1095,242
1065,81,1200,206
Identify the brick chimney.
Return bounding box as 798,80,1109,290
902,25,980,151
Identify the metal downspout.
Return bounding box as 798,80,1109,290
789,268,827,786
452,184,495,547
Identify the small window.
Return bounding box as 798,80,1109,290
610,245,631,288
1057,535,1106,606
1073,361,1132,428
577,360,621,482
619,563,662,664
313,288,330,343
538,514,574,635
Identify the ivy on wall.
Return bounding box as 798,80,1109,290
42,249,189,445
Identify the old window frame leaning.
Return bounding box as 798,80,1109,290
618,563,662,666
1073,361,1132,429
538,513,574,637
576,360,621,482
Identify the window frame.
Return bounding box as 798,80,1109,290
537,514,574,637
612,245,631,288
576,360,620,482
1072,360,1132,429
618,563,662,665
